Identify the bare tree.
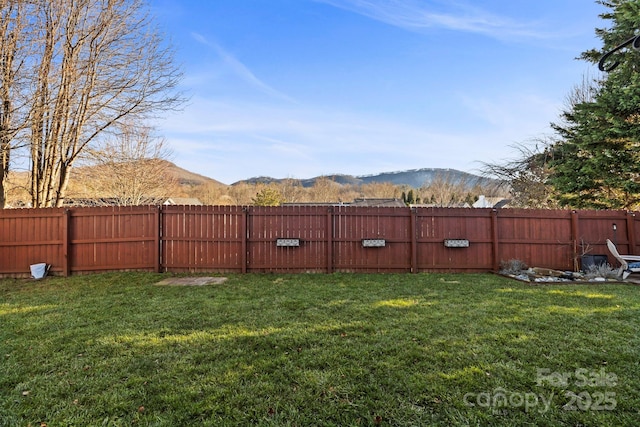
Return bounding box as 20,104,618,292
0,0,30,208
480,74,600,209
481,138,558,208
80,123,177,205
227,182,259,205
279,177,305,203
360,182,401,199
25,0,182,207
310,176,341,202
420,173,466,207
188,181,231,205
562,72,599,114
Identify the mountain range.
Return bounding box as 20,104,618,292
9,163,498,191
234,168,499,189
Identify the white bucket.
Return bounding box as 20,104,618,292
30,263,49,279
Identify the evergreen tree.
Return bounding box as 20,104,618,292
252,187,283,206
550,0,640,209
406,189,415,205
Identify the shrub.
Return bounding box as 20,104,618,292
584,262,618,280
499,259,528,275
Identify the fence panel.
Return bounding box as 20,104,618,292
573,210,629,258
495,209,574,271
162,205,245,272
333,206,412,272
0,208,64,276
69,206,158,274
247,206,329,272
415,208,494,272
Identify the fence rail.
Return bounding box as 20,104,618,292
0,205,637,277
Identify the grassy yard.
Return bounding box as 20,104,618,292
1,272,639,426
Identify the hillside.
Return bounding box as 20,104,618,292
162,161,225,187
5,164,503,207
3,161,226,207
236,168,499,189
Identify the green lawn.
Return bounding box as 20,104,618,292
1,273,639,426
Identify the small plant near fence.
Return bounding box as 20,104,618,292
499,259,529,276
500,257,621,283
584,263,619,280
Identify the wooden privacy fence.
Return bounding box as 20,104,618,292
0,205,638,277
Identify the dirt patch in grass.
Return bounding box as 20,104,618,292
154,276,228,286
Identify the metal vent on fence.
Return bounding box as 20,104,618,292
276,238,301,247
362,239,386,248
444,239,469,248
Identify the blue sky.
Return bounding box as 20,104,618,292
150,0,604,185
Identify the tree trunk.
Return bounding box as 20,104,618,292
0,0,24,208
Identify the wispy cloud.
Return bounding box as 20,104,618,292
191,32,296,103
159,94,556,183
314,0,552,40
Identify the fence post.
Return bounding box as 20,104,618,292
155,205,162,273
62,209,71,277
326,207,333,274
410,207,418,273
571,210,579,271
627,211,636,254
242,207,248,273
490,209,499,271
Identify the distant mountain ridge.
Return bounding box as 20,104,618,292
163,161,225,186
235,168,499,189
